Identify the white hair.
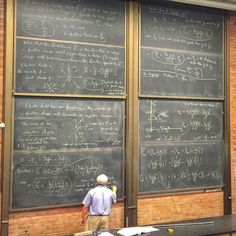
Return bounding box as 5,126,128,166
96,174,108,185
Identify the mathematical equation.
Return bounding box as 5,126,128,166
141,4,223,53
17,0,125,45
140,99,223,142
14,98,124,150
141,48,223,97
12,149,123,208
16,39,125,95
139,142,223,191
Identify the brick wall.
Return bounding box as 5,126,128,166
138,192,223,225
230,12,236,215
0,3,236,236
8,203,124,236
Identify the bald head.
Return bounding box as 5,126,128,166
96,174,108,185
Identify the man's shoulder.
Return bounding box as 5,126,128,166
94,185,113,193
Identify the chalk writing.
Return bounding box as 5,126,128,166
17,0,125,45
16,39,125,95
13,150,123,208
139,142,223,191
141,4,223,53
13,0,125,209
34,177,72,196
14,97,124,150
140,100,223,142
141,48,223,97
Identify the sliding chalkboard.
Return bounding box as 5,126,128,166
141,4,223,53
139,99,223,192
141,48,223,97
15,0,125,96
12,97,124,208
140,100,223,142
13,149,123,209
14,98,123,150
139,142,223,192
17,0,125,45
15,39,125,95
140,4,224,98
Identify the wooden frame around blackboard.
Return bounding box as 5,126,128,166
138,1,225,99
1,0,232,235
9,0,127,211
137,1,228,195
14,0,127,97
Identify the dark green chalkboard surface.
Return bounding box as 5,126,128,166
15,39,125,95
139,142,223,192
13,97,124,208
139,99,224,192
15,0,125,96
17,0,125,45
140,4,224,98
141,4,223,53
141,48,223,97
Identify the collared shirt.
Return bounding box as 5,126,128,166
82,185,116,216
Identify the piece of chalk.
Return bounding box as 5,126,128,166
167,228,174,233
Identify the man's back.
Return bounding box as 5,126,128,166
80,174,117,232
84,185,116,216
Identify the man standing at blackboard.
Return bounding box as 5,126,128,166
80,174,117,232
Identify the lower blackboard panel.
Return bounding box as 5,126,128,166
13,148,123,209
139,142,223,193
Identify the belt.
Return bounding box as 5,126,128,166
88,215,109,216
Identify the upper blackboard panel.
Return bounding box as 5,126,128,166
141,48,223,97
141,4,223,53
17,0,125,45
13,97,124,208
15,39,125,95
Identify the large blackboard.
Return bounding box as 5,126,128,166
140,4,224,98
15,39,125,95
17,0,125,45
139,99,224,192
12,97,124,208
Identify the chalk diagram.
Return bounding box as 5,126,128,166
57,65,82,89
145,101,182,135
143,101,206,141
71,117,120,147
43,79,58,93
22,19,55,37
73,118,86,145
